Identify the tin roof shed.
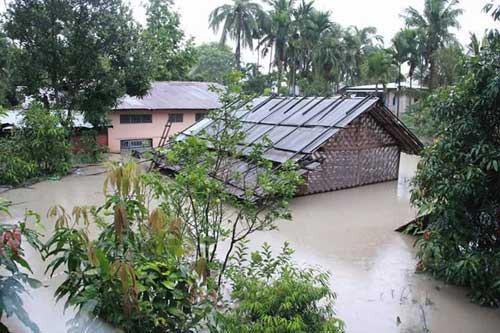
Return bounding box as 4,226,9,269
160,95,423,197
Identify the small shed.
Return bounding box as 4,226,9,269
170,95,423,196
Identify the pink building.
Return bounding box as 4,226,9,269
108,81,222,153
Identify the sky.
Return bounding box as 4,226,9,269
1,0,498,65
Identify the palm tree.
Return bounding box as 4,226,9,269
312,28,344,92
343,26,383,84
209,0,265,69
390,29,416,116
366,49,393,97
262,0,296,92
403,0,463,89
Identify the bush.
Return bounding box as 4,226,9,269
0,138,39,185
45,162,207,332
0,199,43,333
215,242,345,333
0,104,71,185
72,129,107,164
20,104,71,175
411,33,500,306
400,97,437,142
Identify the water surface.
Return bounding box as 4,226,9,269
2,154,500,332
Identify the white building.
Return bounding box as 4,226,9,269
341,82,427,116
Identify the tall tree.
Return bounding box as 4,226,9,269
4,0,151,126
403,0,463,89
390,29,413,116
189,42,236,84
144,0,197,81
366,49,393,94
342,26,383,85
209,0,265,69
0,30,16,107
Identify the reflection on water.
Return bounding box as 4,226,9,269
2,154,500,333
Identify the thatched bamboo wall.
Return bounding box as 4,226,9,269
299,113,400,195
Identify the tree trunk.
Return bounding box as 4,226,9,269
268,45,273,73
256,45,260,68
397,64,401,117
235,21,242,69
429,54,437,90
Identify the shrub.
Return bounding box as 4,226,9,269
0,138,39,185
411,33,500,306
215,242,345,333
0,199,43,333
72,129,107,164
44,162,207,332
0,104,72,185
20,104,71,175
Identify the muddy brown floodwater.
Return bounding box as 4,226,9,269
2,154,500,332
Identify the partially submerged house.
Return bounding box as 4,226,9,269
340,82,426,116
109,81,222,153
169,95,423,196
0,109,108,149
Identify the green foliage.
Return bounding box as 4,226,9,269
72,130,107,165
434,42,466,86
241,63,275,95
215,241,345,333
4,0,150,126
0,31,17,107
400,94,438,141
0,137,39,185
0,202,44,333
411,34,500,306
144,0,197,81
44,162,206,332
0,104,71,185
365,49,394,88
209,0,265,68
20,104,71,175
189,43,236,84
298,77,334,97
144,83,302,291
403,0,463,89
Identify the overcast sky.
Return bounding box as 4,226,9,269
133,0,496,64
1,0,498,64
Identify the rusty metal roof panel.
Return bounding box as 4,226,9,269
116,81,223,111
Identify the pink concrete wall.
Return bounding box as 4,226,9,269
107,110,206,153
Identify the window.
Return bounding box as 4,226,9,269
120,139,152,152
195,113,207,122
169,113,184,123
120,114,152,124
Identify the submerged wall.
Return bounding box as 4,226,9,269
299,112,400,195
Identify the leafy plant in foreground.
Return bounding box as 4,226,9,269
215,241,345,333
44,162,206,333
0,199,43,333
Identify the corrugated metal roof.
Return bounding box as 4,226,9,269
0,110,93,129
163,95,423,200
116,81,223,111
343,82,427,92
181,96,423,160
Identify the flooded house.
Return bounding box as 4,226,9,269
173,95,423,195
109,81,222,153
0,110,108,149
